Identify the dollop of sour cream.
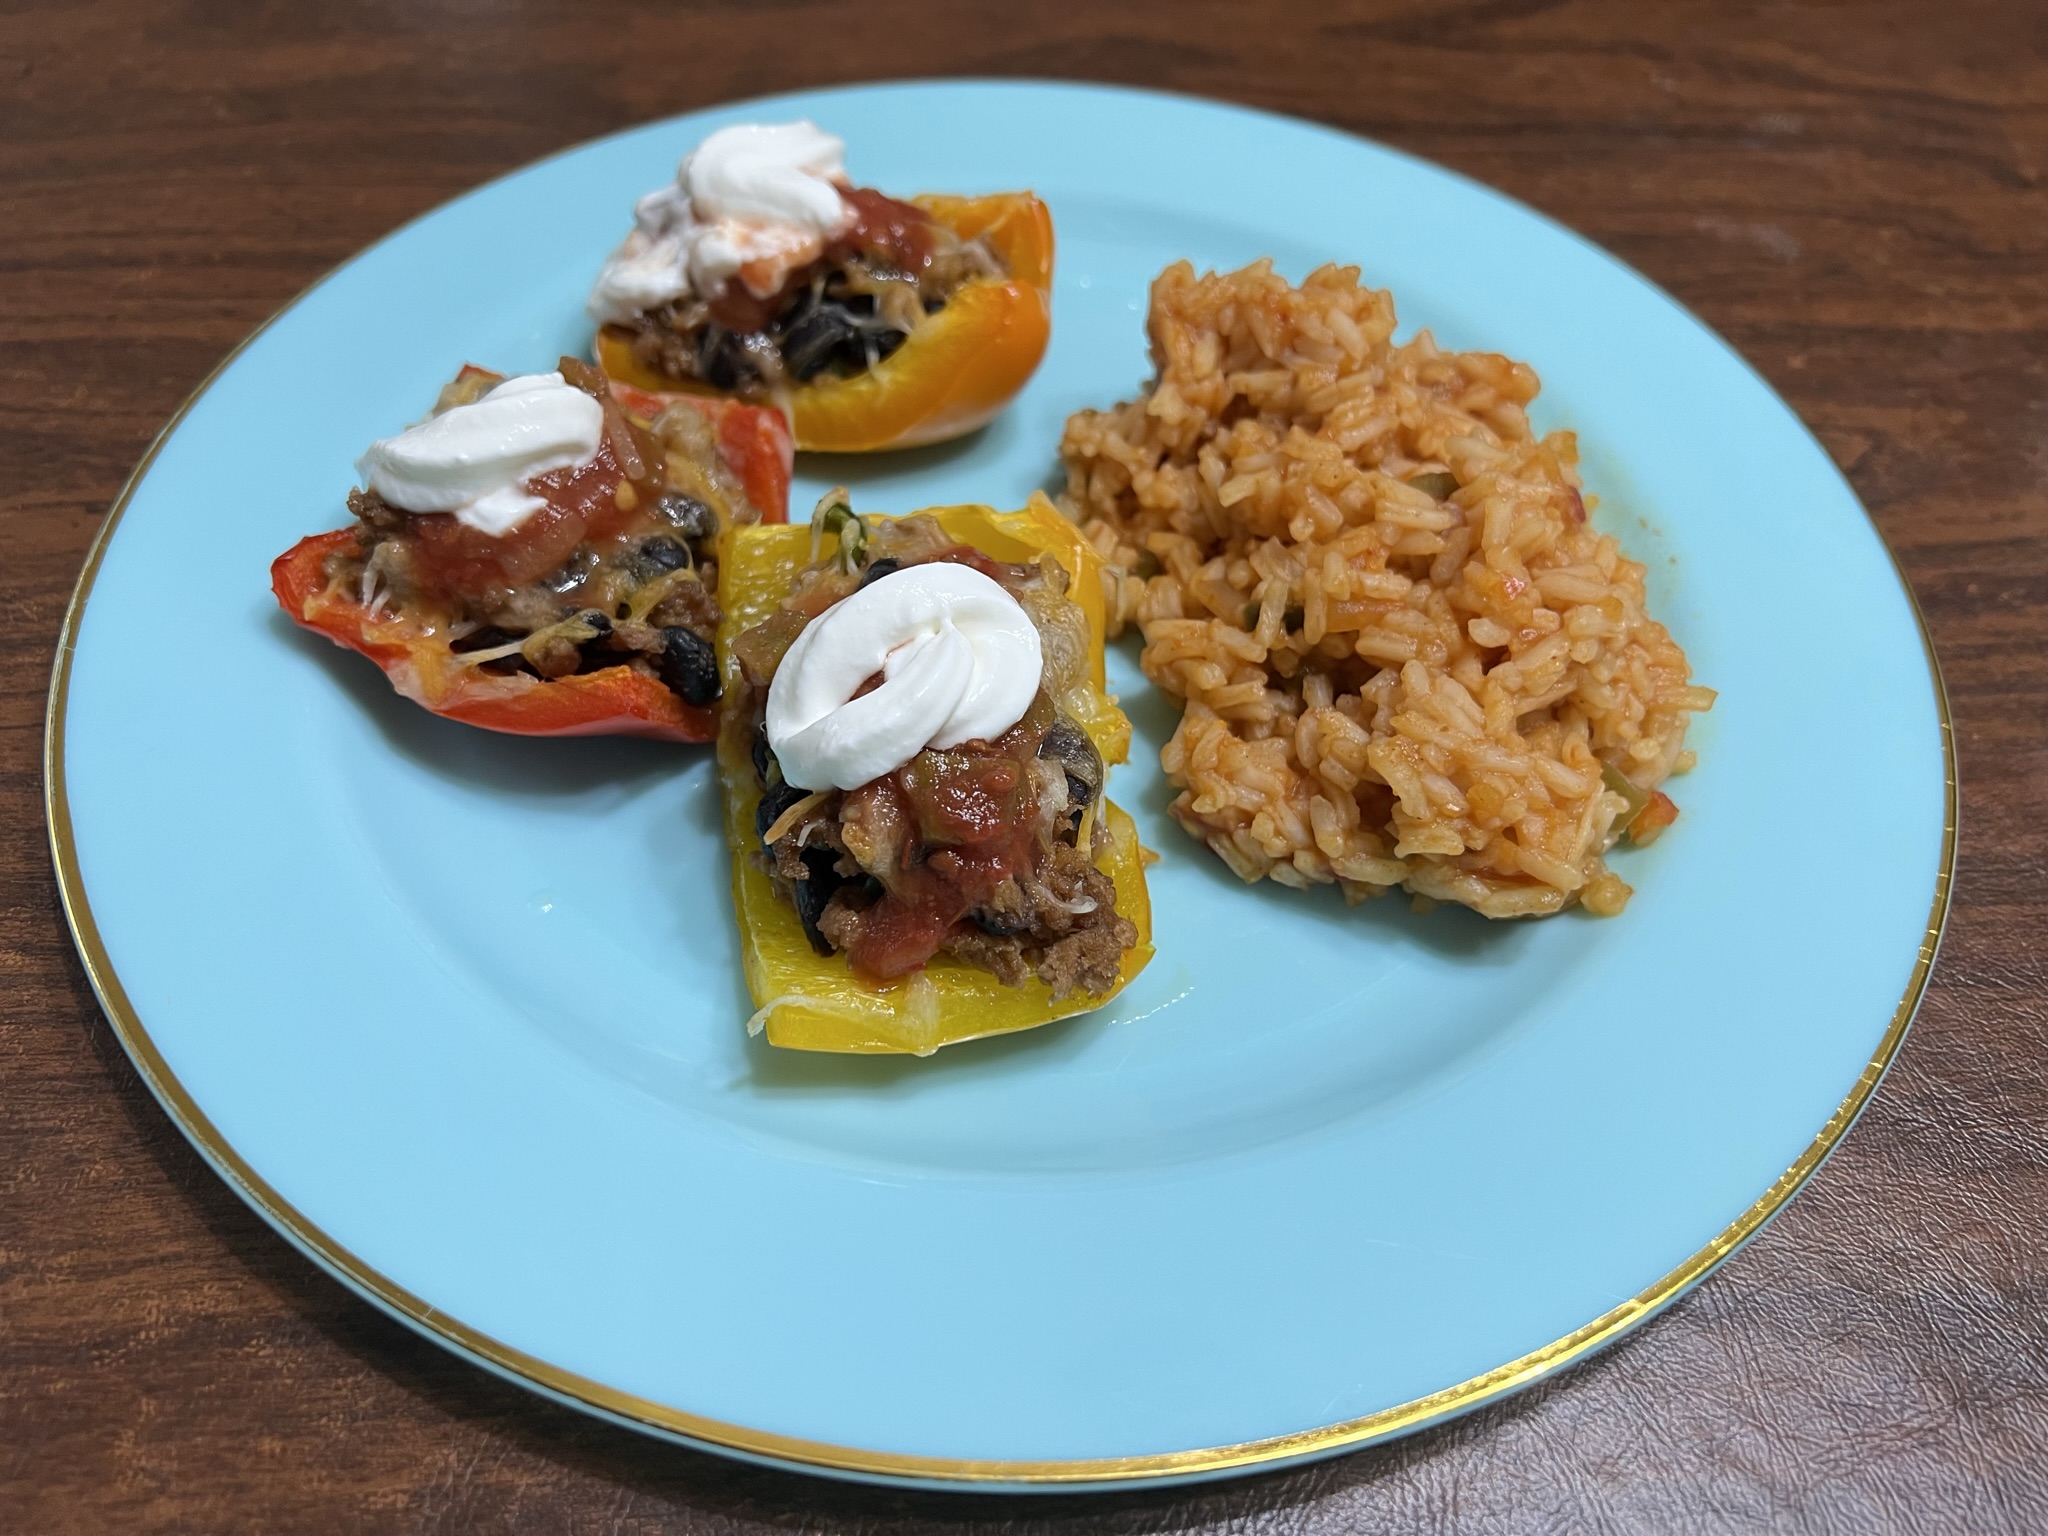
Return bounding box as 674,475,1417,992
766,562,1045,792
587,121,852,325
355,372,605,536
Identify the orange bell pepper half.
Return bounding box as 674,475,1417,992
271,390,792,743
597,191,1055,453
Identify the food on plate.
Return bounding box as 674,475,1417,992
589,121,1053,453
1061,260,1716,918
717,492,1152,1054
272,358,792,741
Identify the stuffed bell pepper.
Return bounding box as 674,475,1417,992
589,121,1053,453
272,358,792,742
719,492,1153,1055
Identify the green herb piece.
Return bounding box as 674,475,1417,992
1601,761,1649,826
809,486,868,574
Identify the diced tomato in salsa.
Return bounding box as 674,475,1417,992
705,185,940,333
404,437,650,600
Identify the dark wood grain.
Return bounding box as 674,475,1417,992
4,1,2045,1529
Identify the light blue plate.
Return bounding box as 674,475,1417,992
47,81,1952,1489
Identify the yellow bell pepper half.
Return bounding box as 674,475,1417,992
716,496,1153,1055
599,192,1054,454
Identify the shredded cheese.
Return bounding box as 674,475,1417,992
743,992,836,1038
760,790,833,847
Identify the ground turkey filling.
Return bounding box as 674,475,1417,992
325,359,763,708
732,516,1137,998
608,188,1002,398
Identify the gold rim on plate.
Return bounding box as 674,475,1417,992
43,306,1957,1489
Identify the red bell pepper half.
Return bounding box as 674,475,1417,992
271,383,792,743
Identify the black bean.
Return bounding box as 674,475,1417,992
1060,774,1096,840
869,327,909,367
699,328,751,391
579,609,612,636
792,848,843,956
638,535,691,573
656,626,720,707
1040,716,1104,842
655,494,718,541
544,546,599,593
780,299,863,381
755,779,808,843
1039,718,1103,802
858,556,903,589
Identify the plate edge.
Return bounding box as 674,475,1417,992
40,90,1961,1492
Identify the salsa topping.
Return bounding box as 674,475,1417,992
325,358,760,703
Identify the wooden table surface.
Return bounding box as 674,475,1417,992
5,1,2044,1529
